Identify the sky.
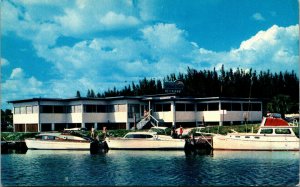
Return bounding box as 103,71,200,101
1,0,299,109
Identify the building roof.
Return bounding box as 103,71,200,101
8,94,262,104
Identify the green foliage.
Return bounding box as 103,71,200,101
1,132,38,141
79,66,299,116
1,109,13,131
106,129,132,138
198,124,261,135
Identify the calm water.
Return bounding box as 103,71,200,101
1,149,299,186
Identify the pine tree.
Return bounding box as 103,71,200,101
76,91,81,98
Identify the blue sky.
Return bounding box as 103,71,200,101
1,0,299,109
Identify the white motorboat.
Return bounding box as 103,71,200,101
105,128,186,150
25,132,92,150
212,116,299,151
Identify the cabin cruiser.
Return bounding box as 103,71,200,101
25,132,92,150
105,127,186,150
212,116,299,151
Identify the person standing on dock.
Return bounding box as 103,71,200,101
103,126,107,139
179,126,183,138
91,127,95,139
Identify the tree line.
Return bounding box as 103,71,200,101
78,65,299,115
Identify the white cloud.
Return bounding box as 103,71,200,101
100,11,140,28
10,68,24,79
196,24,299,72
252,12,265,21
2,68,44,104
1,58,10,66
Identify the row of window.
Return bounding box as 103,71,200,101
154,103,261,112
14,102,262,114
14,106,39,114
40,105,82,113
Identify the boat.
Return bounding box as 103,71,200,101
105,127,186,150
212,116,299,151
25,132,92,150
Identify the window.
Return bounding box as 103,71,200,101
84,105,97,113
275,129,291,134
97,105,106,113
32,106,38,113
176,104,185,111
41,105,53,113
243,103,261,111
21,107,26,114
252,103,261,111
53,106,65,113
208,103,219,110
74,105,82,113
260,129,273,134
162,104,171,111
26,106,33,114
197,103,207,111
232,103,241,111
186,104,195,111
14,107,20,114
243,103,250,111
118,105,126,112
221,103,231,111
155,104,163,112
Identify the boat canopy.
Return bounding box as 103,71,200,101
262,117,289,126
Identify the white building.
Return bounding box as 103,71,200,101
8,94,263,132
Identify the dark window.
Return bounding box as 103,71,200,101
243,103,250,111
260,129,273,134
221,103,231,110
155,104,162,112
85,105,96,113
186,104,195,111
252,103,261,111
41,123,52,131
106,105,115,113
232,103,241,111
97,105,106,113
66,106,71,113
208,103,219,110
53,106,65,113
162,104,171,111
275,129,291,134
197,103,207,111
41,105,53,113
176,103,185,111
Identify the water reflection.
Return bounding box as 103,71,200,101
212,150,299,160
25,149,91,155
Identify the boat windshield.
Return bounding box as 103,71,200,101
148,127,167,135
275,129,291,134
259,129,273,134
124,134,153,138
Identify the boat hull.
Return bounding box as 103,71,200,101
105,138,186,150
212,134,299,151
25,139,91,150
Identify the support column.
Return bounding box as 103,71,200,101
94,123,98,130
126,122,130,130
51,123,55,131
171,101,176,128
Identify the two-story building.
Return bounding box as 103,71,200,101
8,94,263,132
